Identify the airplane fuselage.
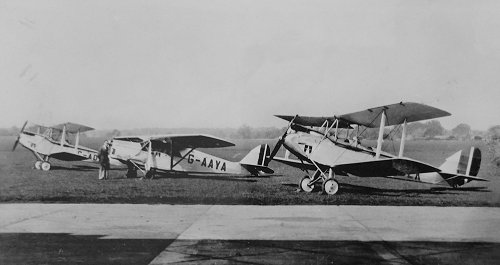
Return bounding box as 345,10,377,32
18,133,99,162
283,131,450,186
109,139,251,175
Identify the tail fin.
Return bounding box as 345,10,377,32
440,147,483,187
240,144,274,175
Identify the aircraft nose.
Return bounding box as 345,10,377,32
282,133,296,149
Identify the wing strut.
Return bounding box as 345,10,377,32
75,130,80,150
60,124,66,146
169,139,174,170
398,119,407,157
465,147,474,175
145,141,153,172
375,110,386,159
172,148,196,169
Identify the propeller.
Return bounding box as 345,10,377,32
266,115,298,165
12,120,28,151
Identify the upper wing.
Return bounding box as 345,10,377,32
149,134,235,149
113,134,234,149
334,158,441,177
112,136,145,142
52,122,94,133
338,102,451,128
275,115,352,128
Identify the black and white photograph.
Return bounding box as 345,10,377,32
1,0,500,264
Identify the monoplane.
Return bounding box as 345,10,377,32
12,121,101,171
109,134,273,178
267,102,486,195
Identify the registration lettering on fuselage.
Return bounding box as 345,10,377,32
78,150,98,161
151,152,227,171
187,154,226,171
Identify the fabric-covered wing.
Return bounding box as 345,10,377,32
338,102,451,128
150,134,235,149
272,157,317,171
112,136,145,142
334,158,441,177
52,122,94,133
275,115,352,128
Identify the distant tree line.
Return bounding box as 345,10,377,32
3,123,500,140
85,126,286,140
355,121,491,141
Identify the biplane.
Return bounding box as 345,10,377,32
109,134,273,178
12,121,101,171
267,102,486,195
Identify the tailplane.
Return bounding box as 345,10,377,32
240,144,274,176
439,147,485,187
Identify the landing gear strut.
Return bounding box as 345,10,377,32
144,168,156,179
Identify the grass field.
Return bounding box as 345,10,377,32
1,136,499,206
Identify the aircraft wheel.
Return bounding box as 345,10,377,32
145,169,155,179
299,176,314,193
34,161,42,170
322,179,339,195
41,162,51,171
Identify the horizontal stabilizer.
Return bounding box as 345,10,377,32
440,173,488,183
241,164,274,175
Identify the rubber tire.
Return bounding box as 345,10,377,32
34,161,42,170
145,169,155,179
322,179,339,195
299,176,314,193
41,162,51,171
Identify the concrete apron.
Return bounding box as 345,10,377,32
1,204,499,243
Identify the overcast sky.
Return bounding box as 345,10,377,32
1,0,499,130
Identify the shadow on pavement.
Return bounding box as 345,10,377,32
2,234,498,265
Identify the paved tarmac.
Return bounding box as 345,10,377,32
1,204,500,264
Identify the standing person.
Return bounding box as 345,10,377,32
98,140,111,180
125,162,137,178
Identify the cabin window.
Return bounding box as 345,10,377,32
303,145,313,153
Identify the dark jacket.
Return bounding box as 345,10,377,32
98,145,110,168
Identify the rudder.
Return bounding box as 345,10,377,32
240,144,273,175
440,147,482,186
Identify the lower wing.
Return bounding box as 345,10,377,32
273,156,441,177
334,158,440,177
272,157,317,171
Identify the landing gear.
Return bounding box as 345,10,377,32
34,161,42,170
126,163,138,178
33,153,50,171
322,179,339,195
41,162,51,171
299,176,314,192
298,169,340,195
144,168,156,179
